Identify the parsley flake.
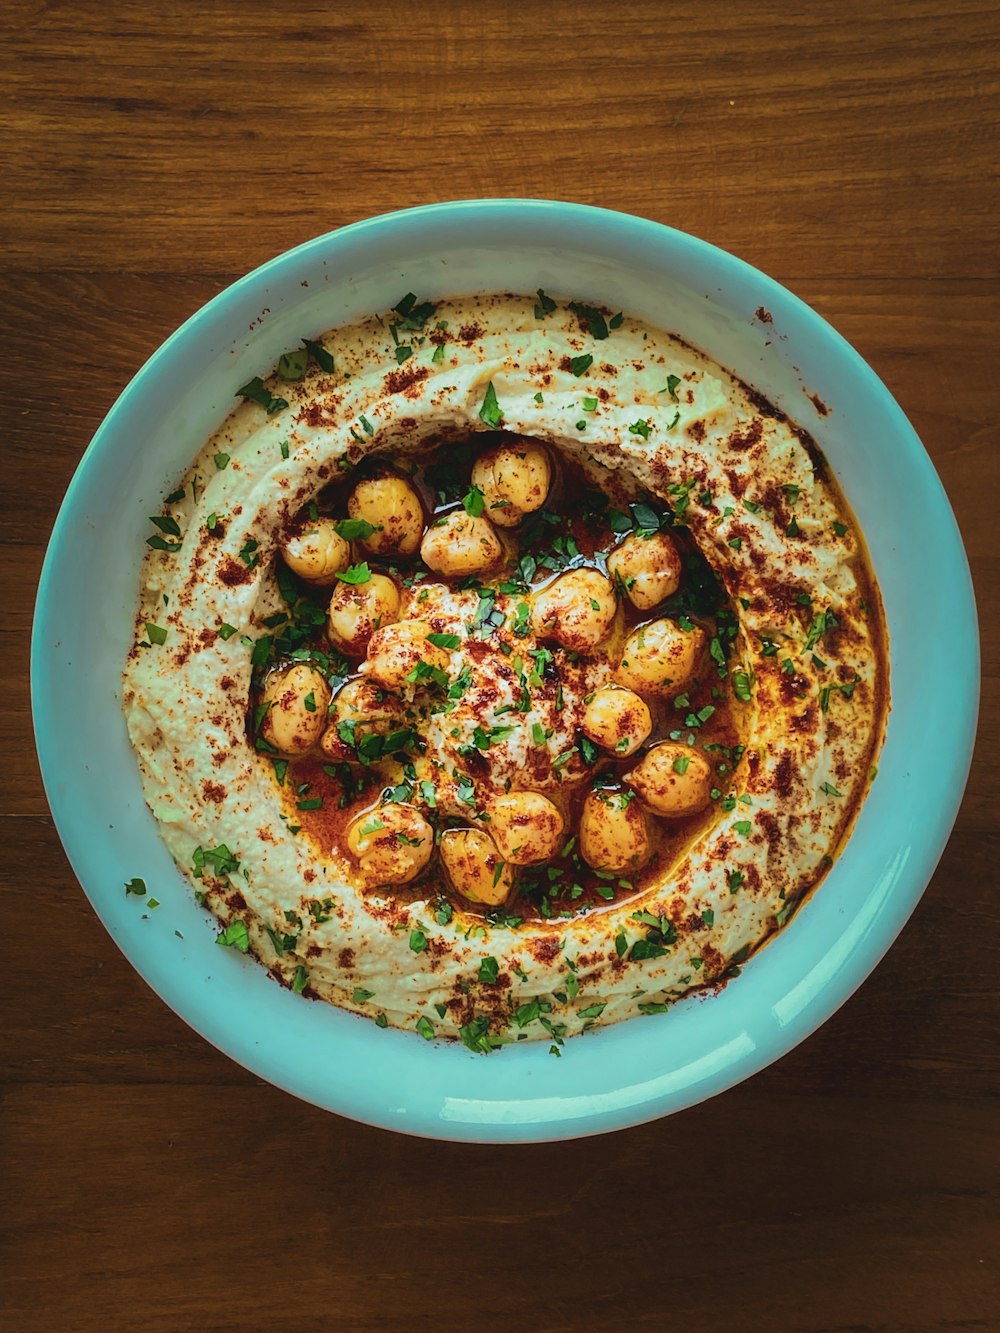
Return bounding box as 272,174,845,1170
534,289,556,319
336,562,372,585
216,920,250,952
479,381,503,428
236,376,288,415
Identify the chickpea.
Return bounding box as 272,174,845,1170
626,742,713,818
487,791,564,866
581,686,652,757
531,568,617,652
347,474,424,557
419,510,504,578
470,439,552,527
439,828,515,906
346,802,434,886
578,788,651,874
280,517,351,586
327,573,400,656
606,529,682,610
362,620,450,692
614,618,706,698
258,662,331,759
320,679,402,762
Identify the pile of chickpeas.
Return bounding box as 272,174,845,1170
255,437,719,907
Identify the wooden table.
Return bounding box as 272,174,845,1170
3,3,997,1328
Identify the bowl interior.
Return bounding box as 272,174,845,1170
31,201,979,1141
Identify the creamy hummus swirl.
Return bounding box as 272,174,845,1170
123,293,886,1047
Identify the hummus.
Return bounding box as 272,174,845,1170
123,291,887,1051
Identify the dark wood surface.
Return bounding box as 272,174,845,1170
2,3,997,1329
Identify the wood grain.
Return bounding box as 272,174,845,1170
2,1,999,280
2,3,997,1330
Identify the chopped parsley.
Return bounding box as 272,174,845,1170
463,484,485,518
820,676,859,712
277,348,308,380
335,518,381,540
406,659,450,690
479,381,503,428
193,844,241,879
732,670,753,702
149,514,181,537
302,337,334,372
805,608,838,652
216,920,250,952
236,376,288,415
629,910,678,959
534,288,557,319
578,734,599,766
478,956,500,984
336,562,372,585
568,301,609,339
238,538,260,569
628,501,660,535
459,1015,505,1053
392,292,437,329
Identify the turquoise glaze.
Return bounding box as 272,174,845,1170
31,201,979,1141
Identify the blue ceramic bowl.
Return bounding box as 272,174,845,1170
31,201,979,1141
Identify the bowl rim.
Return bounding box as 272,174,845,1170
31,199,980,1141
